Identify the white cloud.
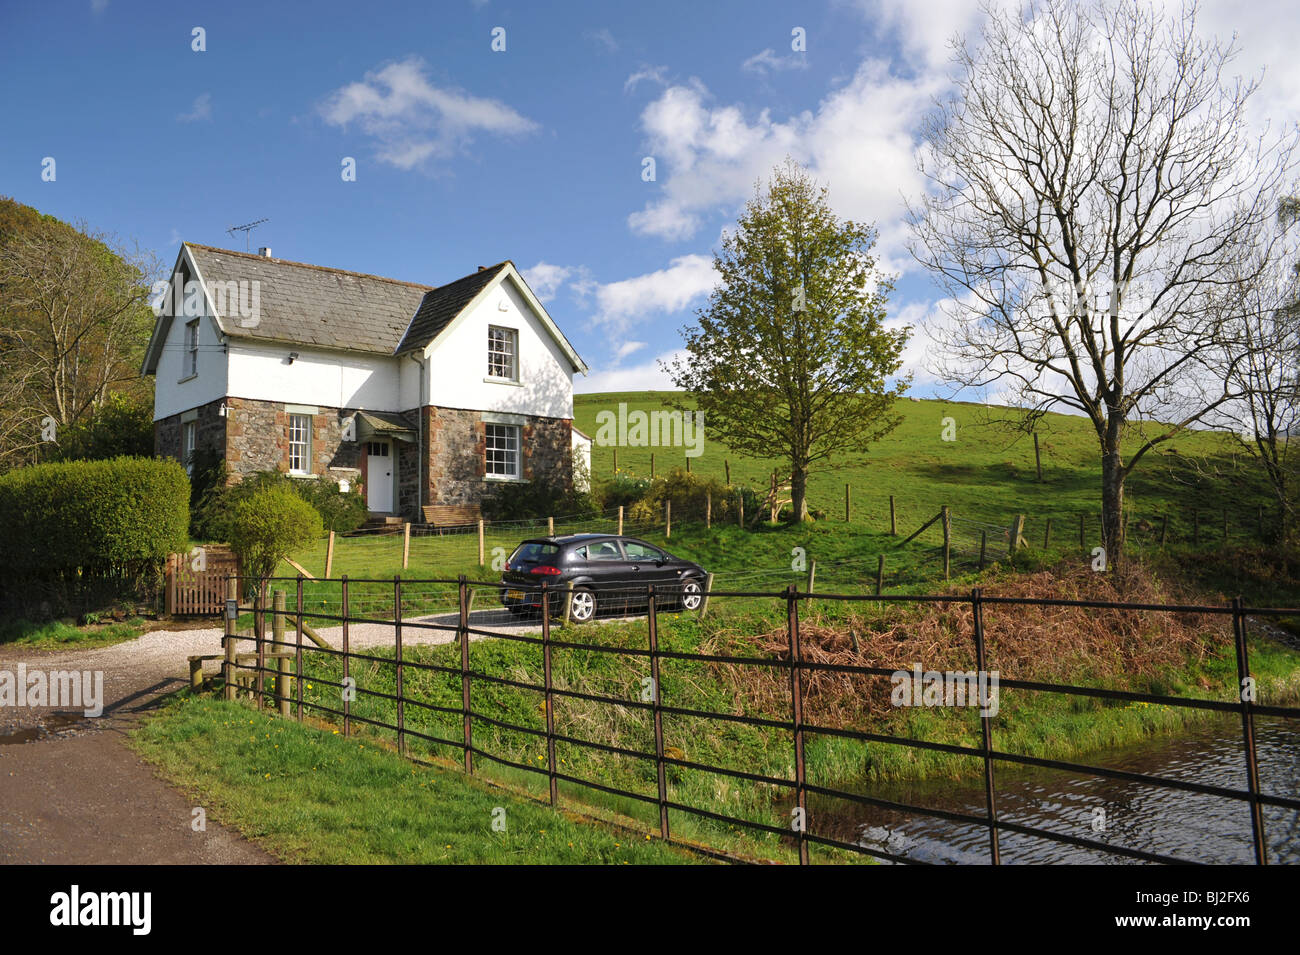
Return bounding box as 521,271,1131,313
588,254,717,329
586,28,618,54
852,0,984,71
521,262,575,302
177,93,212,123
627,61,941,275
614,340,647,361
90,0,109,13
741,48,809,75
319,57,537,170
624,65,669,93
575,350,684,394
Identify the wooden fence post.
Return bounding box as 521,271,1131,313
325,530,335,579
706,491,712,529
165,554,176,617
724,459,730,485
402,522,411,570
665,500,671,539
1034,433,1043,482
942,506,951,579
612,448,617,474
651,452,656,479
890,495,897,536
686,455,691,474
785,584,809,865
341,575,350,737
806,558,816,595
617,505,624,536
477,519,485,566
548,516,554,537
845,484,850,522
738,491,744,527
395,576,405,756
272,589,288,716
698,572,714,618
1009,515,1026,555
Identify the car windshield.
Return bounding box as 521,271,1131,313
511,542,561,564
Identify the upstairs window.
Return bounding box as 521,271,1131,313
184,320,199,378
289,414,312,474
487,326,518,380
485,423,520,478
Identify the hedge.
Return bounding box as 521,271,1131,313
0,456,189,615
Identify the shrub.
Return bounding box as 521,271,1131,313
227,486,324,588
626,468,748,524
0,456,189,615
481,471,601,522
193,470,367,540
599,471,653,510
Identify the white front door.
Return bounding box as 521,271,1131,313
366,441,394,512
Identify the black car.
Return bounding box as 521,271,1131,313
498,533,708,623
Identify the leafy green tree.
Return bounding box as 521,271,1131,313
227,486,323,592
664,160,909,522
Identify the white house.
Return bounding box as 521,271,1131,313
142,243,588,519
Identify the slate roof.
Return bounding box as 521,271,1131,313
394,262,509,355
186,244,433,355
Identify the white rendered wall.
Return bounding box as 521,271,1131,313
226,343,401,411
425,277,575,420
151,283,228,421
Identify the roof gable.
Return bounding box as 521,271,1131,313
395,263,508,355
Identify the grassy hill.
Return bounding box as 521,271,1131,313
574,391,1276,545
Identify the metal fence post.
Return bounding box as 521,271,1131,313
341,574,350,737
224,576,237,701
1232,596,1267,864
541,581,557,806
972,587,1001,864
295,576,304,722
255,582,266,708
395,575,405,756
459,574,473,774
786,584,809,865
647,584,670,841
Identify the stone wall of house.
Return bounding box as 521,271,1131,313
154,397,226,471
420,406,573,510
224,397,361,486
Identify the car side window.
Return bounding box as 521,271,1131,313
623,541,664,561
589,541,621,561
571,545,587,560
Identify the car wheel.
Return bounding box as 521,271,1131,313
679,577,704,612
569,587,596,624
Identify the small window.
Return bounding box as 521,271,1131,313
184,320,199,378
487,326,518,380
485,423,520,478
289,413,312,474
182,421,197,476
366,442,389,457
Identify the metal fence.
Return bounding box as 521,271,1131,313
217,573,1300,865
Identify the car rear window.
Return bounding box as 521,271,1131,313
511,542,561,564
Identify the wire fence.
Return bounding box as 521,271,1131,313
215,573,1300,865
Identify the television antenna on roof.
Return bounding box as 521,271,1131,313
226,218,270,251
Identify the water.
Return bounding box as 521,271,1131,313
819,716,1300,864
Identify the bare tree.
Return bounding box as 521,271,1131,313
907,0,1295,567
1207,199,1300,541
0,218,158,464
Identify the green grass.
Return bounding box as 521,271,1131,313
0,617,147,650
130,695,708,865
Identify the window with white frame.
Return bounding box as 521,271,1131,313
184,320,199,378
487,326,518,380
182,421,196,476
485,423,520,478
289,414,312,474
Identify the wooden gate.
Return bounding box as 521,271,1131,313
166,546,239,616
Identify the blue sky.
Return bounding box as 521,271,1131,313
2,0,1294,397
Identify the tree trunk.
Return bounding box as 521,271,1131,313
790,465,811,523
1101,449,1126,571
